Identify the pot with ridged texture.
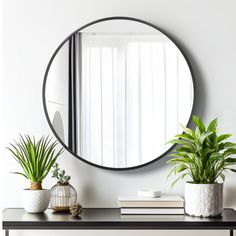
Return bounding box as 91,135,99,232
185,182,223,217
21,188,50,213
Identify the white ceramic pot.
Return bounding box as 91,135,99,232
21,189,50,213
185,182,223,217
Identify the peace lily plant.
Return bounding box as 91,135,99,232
7,135,63,213
168,115,236,217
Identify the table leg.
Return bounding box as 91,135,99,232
230,230,234,236
5,230,9,236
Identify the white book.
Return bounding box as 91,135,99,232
121,208,185,215
118,194,184,202
118,195,184,208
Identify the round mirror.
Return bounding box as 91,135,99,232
43,17,194,170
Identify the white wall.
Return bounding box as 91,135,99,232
1,0,236,235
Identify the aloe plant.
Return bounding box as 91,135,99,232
167,115,236,187
7,135,63,190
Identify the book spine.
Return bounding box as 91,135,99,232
118,202,184,208
120,208,185,215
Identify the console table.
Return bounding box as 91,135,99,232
3,208,236,236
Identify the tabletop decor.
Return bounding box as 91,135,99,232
3,208,236,236
118,194,184,215
50,163,77,212
69,203,83,217
168,115,236,217
7,135,63,213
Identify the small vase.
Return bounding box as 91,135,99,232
185,182,223,217
21,189,50,213
50,182,77,212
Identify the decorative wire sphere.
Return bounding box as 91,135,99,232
50,183,77,212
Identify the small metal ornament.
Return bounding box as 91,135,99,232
69,203,83,217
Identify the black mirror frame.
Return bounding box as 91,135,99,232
42,16,195,171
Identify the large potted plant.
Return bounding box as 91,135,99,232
7,135,63,213
168,115,236,217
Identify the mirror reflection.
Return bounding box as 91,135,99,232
44,18,194,169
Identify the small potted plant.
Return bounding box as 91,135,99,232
50,163,77,212
7,135,63,213
168,115,236,217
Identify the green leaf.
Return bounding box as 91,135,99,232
195,127,201,138
7,135,64,184
199,131,213,144
225,158,236,163
209,152,224,161
51,162,70,184
220,173,225,182
217,134,232,143
227,168,236,173
167,115,236,186
11,172,28,179
175,165,187,174
207,118,218,132
171,173,188,188
175,133,194,141
192,115,206,133
224,148,236,157
167,139,189,145
179,123,196,138
223,142,236,149
176,146,195,153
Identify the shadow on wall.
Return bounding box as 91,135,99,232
224,186,236,207
52,111,65,143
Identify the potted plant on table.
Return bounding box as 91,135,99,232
7,135,63,213
50,163,77,212
168,115,236,217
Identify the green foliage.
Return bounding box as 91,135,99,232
52,163,71,184
7,135,63,183
167,115,236,187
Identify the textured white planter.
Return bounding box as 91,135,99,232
185,182,223,217
21,189,50,213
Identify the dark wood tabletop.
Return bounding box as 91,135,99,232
3,208,236,230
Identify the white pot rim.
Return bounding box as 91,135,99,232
185,182,224,186
22,189,50,191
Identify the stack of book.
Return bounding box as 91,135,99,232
118,195,184,215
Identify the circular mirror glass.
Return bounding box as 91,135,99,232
43,17,194,170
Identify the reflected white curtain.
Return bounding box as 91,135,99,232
76,33,193,168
